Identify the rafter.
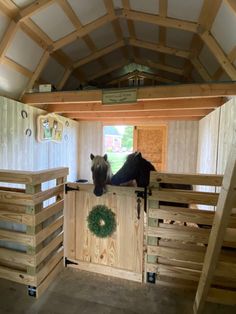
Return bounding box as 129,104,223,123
0,57,32,78
20,50,50,99
57,68,72,90
191,58,212,81
106,71,177,86
225,0,236,13
0,21,19,58
201,31,236,80
56,0,81,28
87,60,129,81
122,9,198,33
104,0,129,60
130,38,190,59
17,0,55,22
0,0,18,18
52,14,116,51
159,0,168,65
135,58,185,76
73,40,125,68
185,0,222,80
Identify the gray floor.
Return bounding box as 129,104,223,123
0,269,234,314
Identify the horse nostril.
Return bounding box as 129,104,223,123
94,188,103,197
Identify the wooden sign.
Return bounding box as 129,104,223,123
37,113,64,143
102,88,137,104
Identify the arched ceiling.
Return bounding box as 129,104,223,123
0,0,236,100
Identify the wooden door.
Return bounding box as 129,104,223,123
133,125,167,171
64,183,144,282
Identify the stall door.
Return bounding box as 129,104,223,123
133,125,167,171
64,184,144,282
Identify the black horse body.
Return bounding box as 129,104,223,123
111,152,192,208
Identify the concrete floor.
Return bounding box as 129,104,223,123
0,269,234,314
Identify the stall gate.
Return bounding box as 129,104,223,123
64,183,144,282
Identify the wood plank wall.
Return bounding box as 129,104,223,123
197,97,236,175
0,96,80,182
78,121,103,182
167,121,199,173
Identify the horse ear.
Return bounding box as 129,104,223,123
103,154,108,161
90,153,95,160
135,151,142,158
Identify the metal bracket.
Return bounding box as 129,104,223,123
65,184,80,194
65,257,78,267
28,285,36,297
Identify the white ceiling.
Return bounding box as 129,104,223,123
0,0,235,100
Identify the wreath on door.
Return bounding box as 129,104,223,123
87,205,116,238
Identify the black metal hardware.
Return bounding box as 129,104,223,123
65,184,80,194
28,285,36,297
65,257,78,267
147,272,156,284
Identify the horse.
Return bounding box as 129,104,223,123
90,153,112,197
111,151,192,209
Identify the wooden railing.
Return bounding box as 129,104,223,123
146,172,225,287
0,167,68,297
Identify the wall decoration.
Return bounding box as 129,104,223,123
87,205,116,238
37,113,64,143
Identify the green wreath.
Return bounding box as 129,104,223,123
87,205,116,238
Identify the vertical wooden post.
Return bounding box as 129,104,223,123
193,145,236,314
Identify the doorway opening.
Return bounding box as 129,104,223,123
103,126,134,173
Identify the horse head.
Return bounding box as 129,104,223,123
90,153,112,196
111,151,155,187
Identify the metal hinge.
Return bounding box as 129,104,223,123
65,257,78,267
65,184,80,194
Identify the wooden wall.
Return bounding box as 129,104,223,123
0,96,79,182
78,121,103,182
167,121,199,173
197,97,236,175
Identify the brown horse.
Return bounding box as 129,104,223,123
90,153,112,196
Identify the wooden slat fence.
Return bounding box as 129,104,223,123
0,167,68,297
146,171,224,288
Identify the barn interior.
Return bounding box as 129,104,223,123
0,1,236,314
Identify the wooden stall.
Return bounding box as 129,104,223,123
64,183,144,282
0,167,68,297
145,171,223,287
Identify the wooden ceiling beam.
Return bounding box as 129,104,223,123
191,58,212,81
0,0,18,18
20,51,50,99
73,40,125,68
45,98,224,113
52,14,116,51
122,0,140,60
56,0,81,28
104,0,128,60
122,9,198,33
22,83,235,105
130,38,190,59
64,108,213,119
87,60,129,81
0,56,32,77
57,68,72,90
185,0,222,81
201,31,236,80
0,21,18,58
17,0,55,22
158,0,168,65
106,71,178,86
135,57,184,76
75,117,202,123
225,0,236,13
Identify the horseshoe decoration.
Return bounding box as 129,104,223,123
25,128,32,137
21,110,28,119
